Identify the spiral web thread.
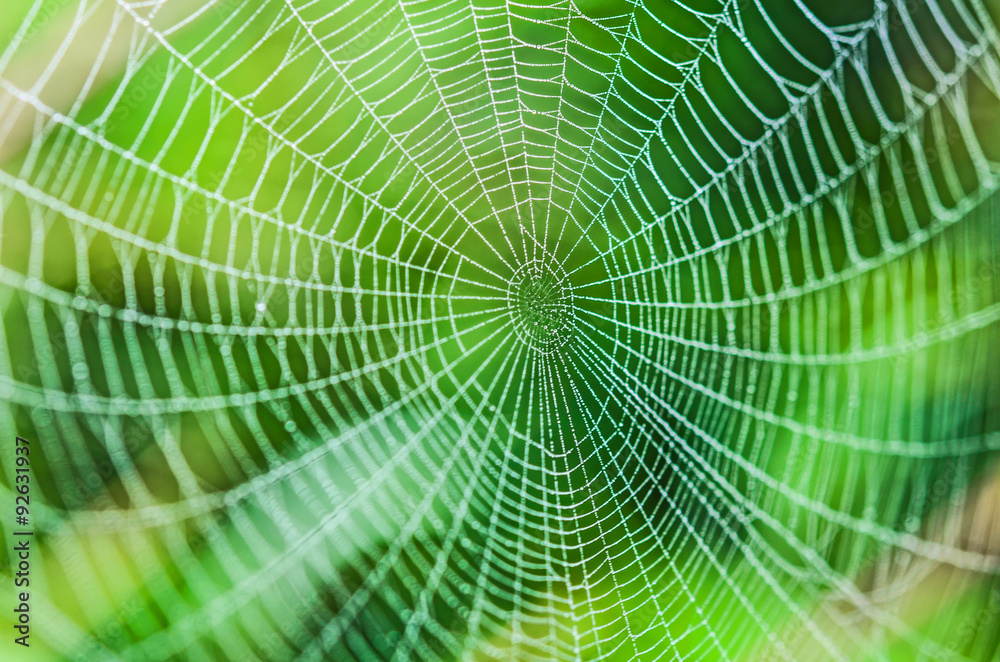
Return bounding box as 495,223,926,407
1,0,1000,660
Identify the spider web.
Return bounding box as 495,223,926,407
1,0,1000,660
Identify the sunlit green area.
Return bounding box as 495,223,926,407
1,0,1000,660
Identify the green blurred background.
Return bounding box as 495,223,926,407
1,0,1000,660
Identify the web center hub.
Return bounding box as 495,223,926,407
507,260,575,354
